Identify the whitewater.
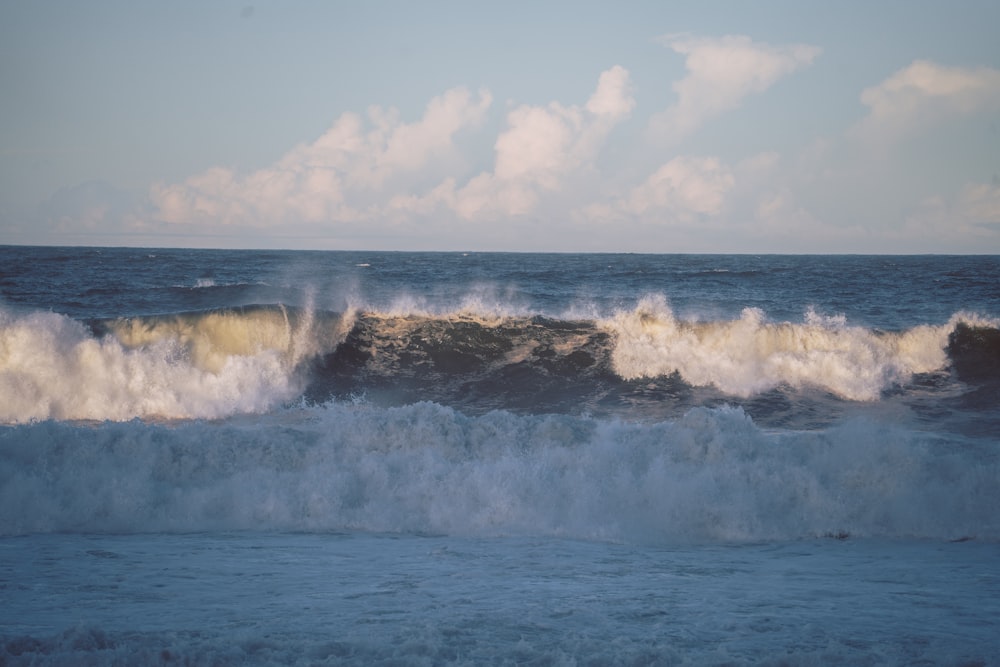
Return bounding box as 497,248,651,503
1,247,998,665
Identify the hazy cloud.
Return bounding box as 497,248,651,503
649,34,820,143
40,181,135,230
893,182,1000,251
624,156,735,219
853,60,1000,142
85,47,998,253
954,181,1000,227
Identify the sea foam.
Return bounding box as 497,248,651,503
2,297,997,423
0,307,330,423
2,402,996,542
605,294,993,401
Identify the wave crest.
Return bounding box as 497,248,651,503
0,306,344,423
603,295,990,401
1,300,997,423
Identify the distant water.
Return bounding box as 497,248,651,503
1,247,999,665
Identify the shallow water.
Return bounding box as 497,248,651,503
3,532,998,665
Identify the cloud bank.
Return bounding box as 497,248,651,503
151,87,493,227
853,61,1000,142
648,34,820,143
391,65,636,221
24,34,994,253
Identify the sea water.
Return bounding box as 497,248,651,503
1,248,998,665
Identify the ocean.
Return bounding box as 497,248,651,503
1,246,998,665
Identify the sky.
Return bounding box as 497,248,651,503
1,0,999,253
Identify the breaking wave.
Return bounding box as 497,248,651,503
607,294,998,401
1,402,997,542
0,298,997,423
0,306,340,422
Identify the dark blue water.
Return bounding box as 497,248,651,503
3,247,997,325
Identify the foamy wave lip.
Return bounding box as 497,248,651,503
176,278,272,290
2,402,996,542
602,294,973,401
354,284,536,321
0,307,327,423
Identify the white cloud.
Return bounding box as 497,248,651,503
150,87,492,226
586,65,637,118
395,66,636,221
493,104,580,187
475,65,634,214
853,60,1000,141
150,68,637,229
649,34,820,143
124,52,999,254
578,149,889,253
583,151,787,230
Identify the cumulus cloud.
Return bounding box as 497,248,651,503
150,87,492,227
623,156,735,219
649,34,820,143
585,151,804,230
393,66,636,221
852,60,1000,142
151,68,636,229
578,148,886,253
129,50,997,253
580,153,737,233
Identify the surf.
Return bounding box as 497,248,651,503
603,295,998,401
1,299,997,423
2,402,997,542
0,306,342,422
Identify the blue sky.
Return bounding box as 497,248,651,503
2,0,999,252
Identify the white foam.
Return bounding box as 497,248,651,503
2,402,995,542
0,307,333,423
355,284,535,321
603,295,989,401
